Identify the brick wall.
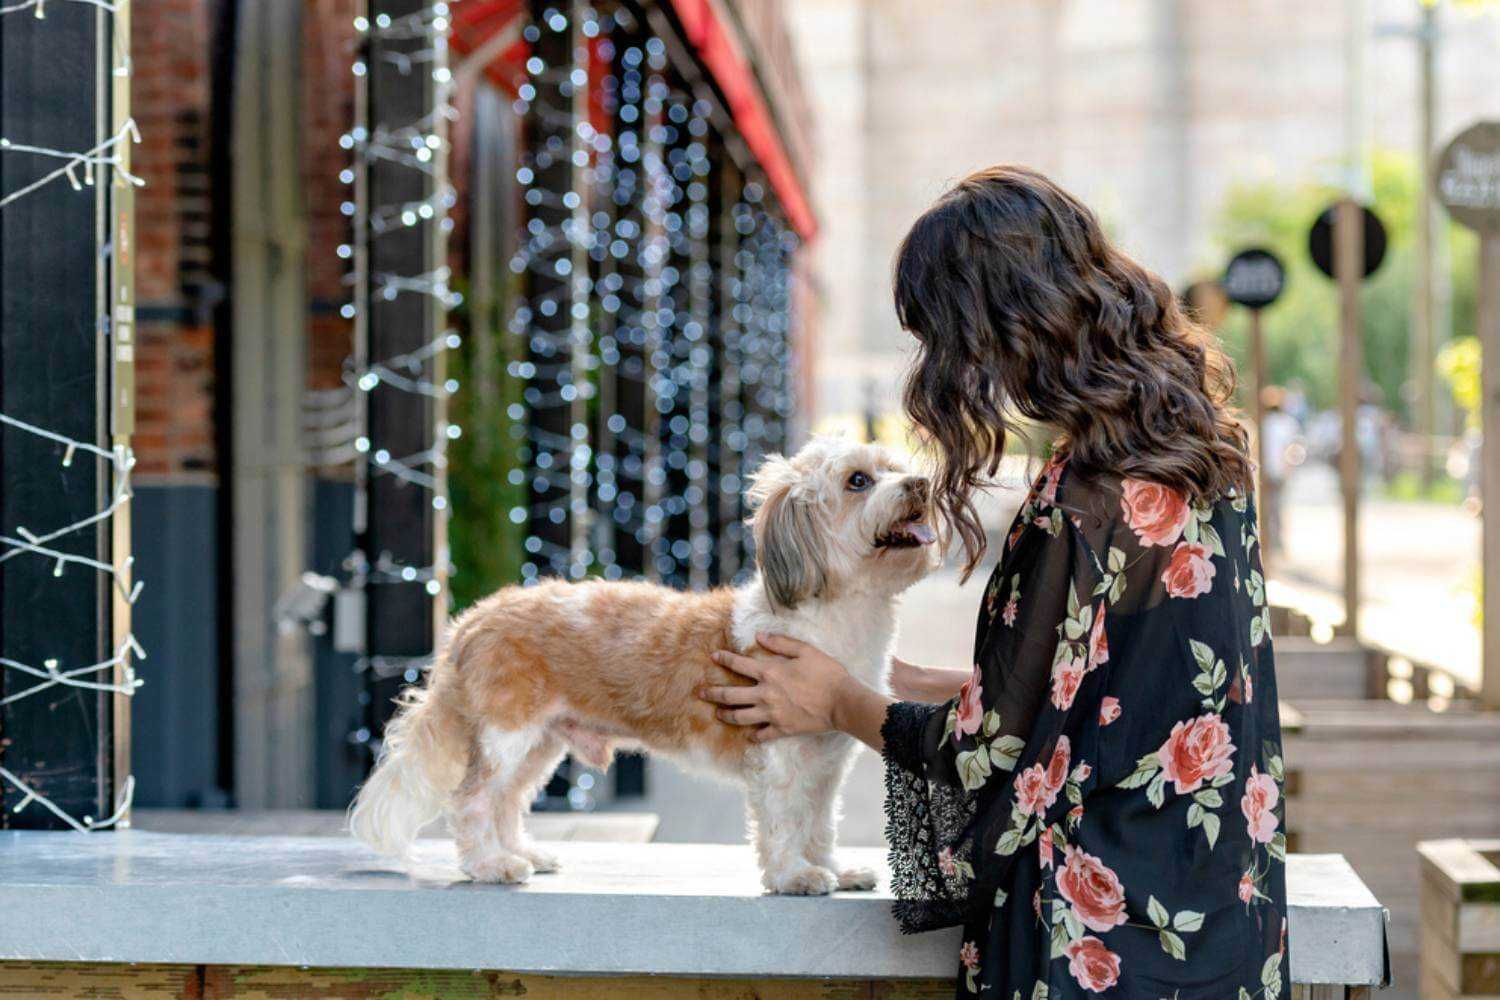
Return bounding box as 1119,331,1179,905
132,0,216,482
131,1,361,480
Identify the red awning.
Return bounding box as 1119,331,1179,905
665,0,815,241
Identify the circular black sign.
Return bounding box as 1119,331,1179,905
1222,248,1286,310
1435,121,1500,233
1308,202,1387,280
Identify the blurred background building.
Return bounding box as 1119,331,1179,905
792,0,1500,426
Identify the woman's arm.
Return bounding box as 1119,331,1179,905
698,633,894,752
890,656,972,703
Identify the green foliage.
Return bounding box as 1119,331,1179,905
1437,335,1481,430
1209,151,1477,422
1379,469,1468,504
446,274,527,611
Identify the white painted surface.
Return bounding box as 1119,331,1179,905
0,832,1385,985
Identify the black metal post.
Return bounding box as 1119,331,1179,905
0,1,124,828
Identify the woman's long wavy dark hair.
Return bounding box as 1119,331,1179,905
896,165,1252,580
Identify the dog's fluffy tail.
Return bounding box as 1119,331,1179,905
348,679,466,858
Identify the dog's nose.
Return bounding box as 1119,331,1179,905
904,476,930,502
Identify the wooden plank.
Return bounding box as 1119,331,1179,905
208,968,957,998
1419,841,1500,904
0,962,200,998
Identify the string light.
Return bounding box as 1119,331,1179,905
0,0,140,832
338,3,457,757
0,117,142,210
0,0,118,17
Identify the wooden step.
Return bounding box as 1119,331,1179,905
1275,638,1375,700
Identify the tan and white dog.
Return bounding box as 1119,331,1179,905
349,437,938,895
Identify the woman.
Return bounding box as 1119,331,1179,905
700,166,1288,998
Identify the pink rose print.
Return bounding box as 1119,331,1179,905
1050,653,1086,710
1156,713,1236,794
959,940,980,970
1239,870,1255,904
1015,763,1054,816
1039,825,1054,869
1088,605,1109,668
1065,936,1122,994
1033,887,1043,918
952,664,984,744
1056,845,1128,933
1241,764,1281,844
1162,541,1216,599
1044,736,1072,799
1039,454,1066,505
1002,595,1019,627
1120,478,1191,547
1068,805,1084,825
1244,669,1254,704
937,846,957,877
1098,696,1121,726
1073,762,1092,783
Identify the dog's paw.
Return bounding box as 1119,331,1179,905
766,865,839,896
462,852,534,885
519,845,560,874
836,865,878,891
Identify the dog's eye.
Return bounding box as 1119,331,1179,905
846,471,872,492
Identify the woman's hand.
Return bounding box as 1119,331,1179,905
699,633,893,750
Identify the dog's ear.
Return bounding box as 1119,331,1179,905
747,455,828,610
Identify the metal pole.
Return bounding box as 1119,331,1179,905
108,0,136,827
1250,307,1269,558
1414,1,1438,486
1480,233,1500,708
1336,199,1364,641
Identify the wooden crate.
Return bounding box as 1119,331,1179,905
1419,840,1500,1000
1286,701,1500,1000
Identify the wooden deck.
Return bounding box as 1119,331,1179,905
1286,699,1500,1000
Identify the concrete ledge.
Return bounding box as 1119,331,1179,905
0,832,1387,985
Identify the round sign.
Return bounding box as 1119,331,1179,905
1222,248,1286,310
1308,203,1387,281
1435,121,1500,233
1179,279,1230,328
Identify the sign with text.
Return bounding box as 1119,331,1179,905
1222,248,1286,310
1436,121,1500,233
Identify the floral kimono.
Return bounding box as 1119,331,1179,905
882,454,1288,998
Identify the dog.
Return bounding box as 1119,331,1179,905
349,436,938,894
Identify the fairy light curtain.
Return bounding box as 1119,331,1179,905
340,0,799,781
508,0,797,592
0,0,138,830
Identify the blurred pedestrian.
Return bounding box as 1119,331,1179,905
1260,385,1300,556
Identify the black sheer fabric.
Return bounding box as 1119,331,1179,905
883,455,1289,998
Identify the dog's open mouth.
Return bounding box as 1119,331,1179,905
874,517,937,550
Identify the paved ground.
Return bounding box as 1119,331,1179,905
1272,462,1481,691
